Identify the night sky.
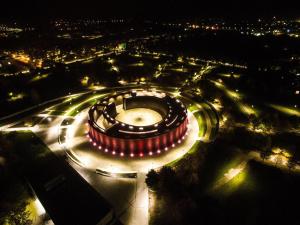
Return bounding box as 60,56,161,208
1,0,299,20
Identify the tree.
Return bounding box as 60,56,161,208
248,114,260,131
0,202,32,225
260,150,268,161
260,147,272,161
159,166,180,196
287,157,297,171
259,135,272,161
145,169,159,191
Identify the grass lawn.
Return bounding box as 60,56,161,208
208,160,300,225
150,139,300,225
166,140,201,167
194,111,207,137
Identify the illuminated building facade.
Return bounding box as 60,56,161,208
88,90,188,157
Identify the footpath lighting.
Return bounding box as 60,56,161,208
224,168,243,180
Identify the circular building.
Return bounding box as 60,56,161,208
87,90,188,157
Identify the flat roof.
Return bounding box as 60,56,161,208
13,132,113,225
89,90,187,139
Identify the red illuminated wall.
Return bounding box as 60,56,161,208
88,117,188,157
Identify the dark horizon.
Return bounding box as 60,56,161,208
1,0,299,21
